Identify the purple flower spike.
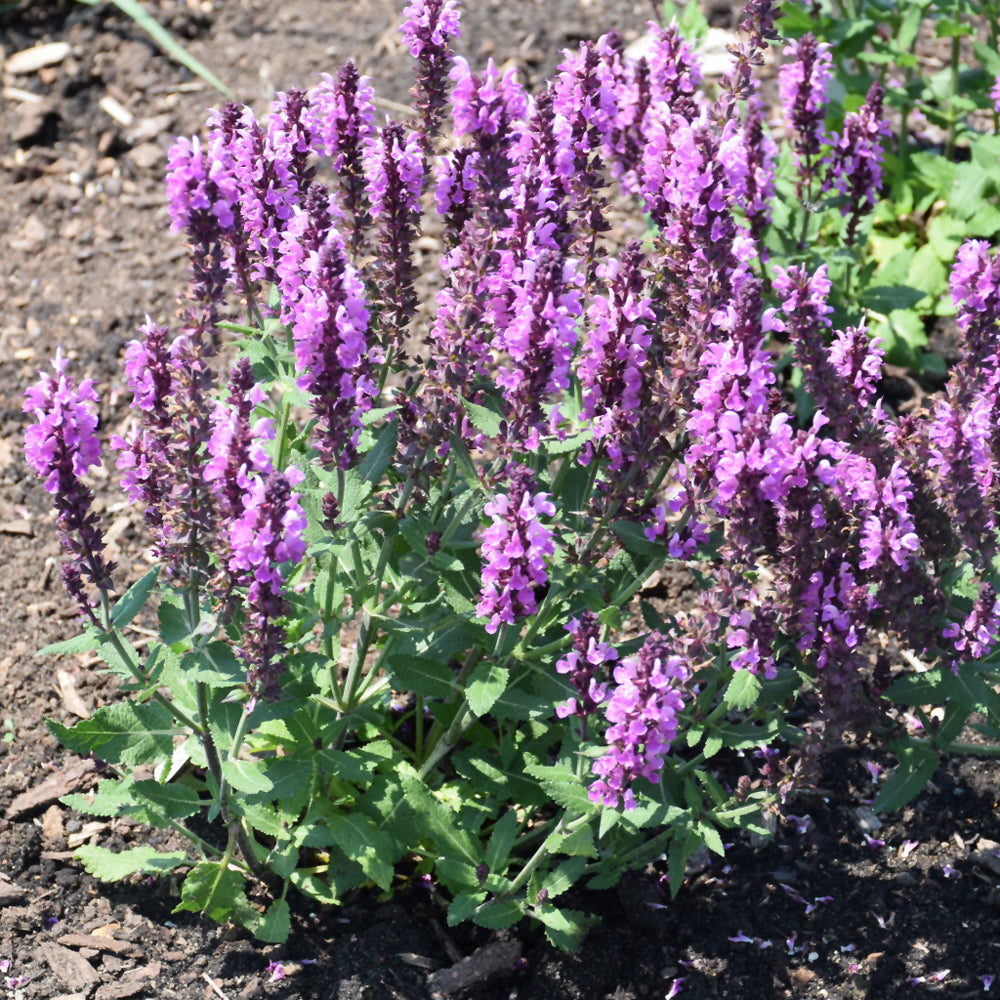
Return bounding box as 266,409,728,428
24,350,115,620
365,121,424,346
282,226,374,468
400,0,462,145
495,249,583,451
778,33,833,196
825,82,890,244
590,633,690,810
307,63,376,248
229,468,307,702
950,240,1000,365
554,612,616,727
204,358,276,522
477,468,557,635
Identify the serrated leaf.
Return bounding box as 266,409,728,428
723,670,761,710
174,862,251,924
539,857,587,901
465,660,509,717
110,567,159,628
524,761,596,815
36,630,101,657
667,820,700,897
158,597,191,645
703,732,723,759
221,758,275,795
485,810,519,876
326,812,395,890
183,643,245,687
472,899,523,930
75,844,189,881
873,738,939,813
697,820,725,856
390,655,456,700
251,897,291,943
447,890,487,926
463,398,502,437
47,702,174,767
400,766,482,866
533,904,590,951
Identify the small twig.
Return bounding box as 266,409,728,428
202,972,231,1000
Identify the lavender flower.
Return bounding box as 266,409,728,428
590,633,690,810
24,350,115,620
400,0,462,145
477,468,556,634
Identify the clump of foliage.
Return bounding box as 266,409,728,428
23,0,1000,949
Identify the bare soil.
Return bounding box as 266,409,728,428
2,2,999,998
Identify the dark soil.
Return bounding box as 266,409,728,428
2,2,999,998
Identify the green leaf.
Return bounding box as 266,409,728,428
252,897,291,943
702,732,723,759
174,862,252,924
358,422,398,486
667,820,701,897
463,398,503,438
723,670,761,711
47,702,174,768
390,655,456,700
326,812,395,890
524,762,597,815
926,213,969,263
539,857,587,901
533,904,590,951
447,891,487,926
472,899,523,930
36,630,101,657
465,660,509,717
884,666,944,706
183,643,245,687
400,765,483,867
221,758,275,796
75,844,189,881
157,596,191,645
858,285,926,313
110,567,159,628
485,810,519,876
873,738,939,813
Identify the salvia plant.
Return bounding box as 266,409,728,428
764,0,1000,377
23,0,1000,949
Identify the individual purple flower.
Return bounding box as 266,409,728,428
589,633,690,810
364,121,424,346
229,468,307,701
778,33,833,196
824,82,890,244
477,468,556,635
400,0,462,145
266,960,286,983
554,612,616,727
992,74,1000,116
24,349,115,621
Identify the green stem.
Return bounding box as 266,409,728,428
945,35,959,161
275,395,293,471
102,627,202,733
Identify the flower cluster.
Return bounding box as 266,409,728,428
778,33,832,193
555,612,616,727
477,469,556,634
590,634,690,810
24,350,114,621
